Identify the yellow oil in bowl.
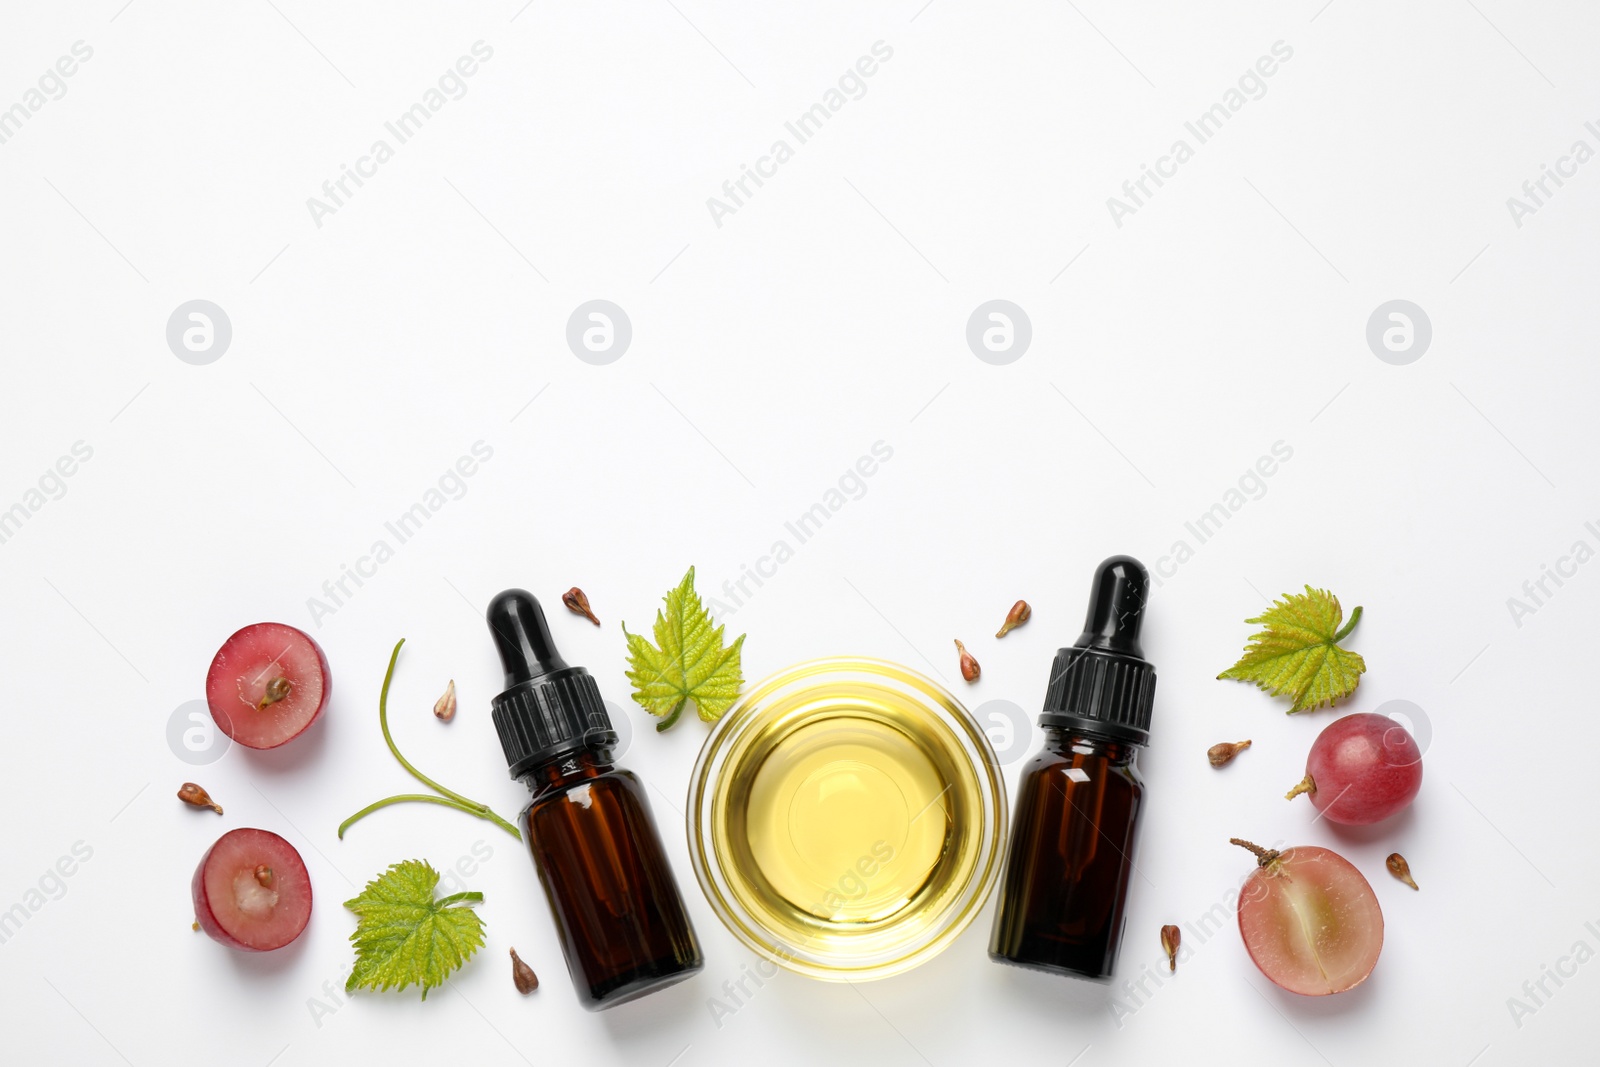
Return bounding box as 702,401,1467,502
688,659,1006,981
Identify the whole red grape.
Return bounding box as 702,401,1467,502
1287,712,1421,825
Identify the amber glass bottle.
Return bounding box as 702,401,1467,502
488,590,703,1010
990,556,1157,982
990,728,1143,979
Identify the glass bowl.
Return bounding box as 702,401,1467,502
687,657,1007,981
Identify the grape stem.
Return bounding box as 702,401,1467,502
1332,606,1363,643
1284,774,1317,801
1229,838,1282,867
339,639,522,841
656,697,687,732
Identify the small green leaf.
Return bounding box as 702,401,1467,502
1217,586,1366,714
622,567,746,730
344,859,485,1000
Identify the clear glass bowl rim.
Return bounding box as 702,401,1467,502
686,656,1009,982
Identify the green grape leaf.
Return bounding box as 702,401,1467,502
622,566,746,731
1217,586,1366,714
344,859,485,1000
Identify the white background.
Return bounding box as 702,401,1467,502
2,2,1596,1065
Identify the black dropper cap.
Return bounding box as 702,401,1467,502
1038,555,1158,746
487,589,617,779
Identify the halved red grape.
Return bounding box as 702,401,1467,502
1233,839,1382,995
192,828,312,951
206,622,330,750
1287,712,1421,825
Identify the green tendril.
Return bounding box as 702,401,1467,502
339,639,521,841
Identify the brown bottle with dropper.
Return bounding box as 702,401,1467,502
487,589,703,1009
989,555,1158,981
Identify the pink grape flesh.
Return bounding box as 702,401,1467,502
1237,845,1383,995
205,622,330,750
192,828,313,951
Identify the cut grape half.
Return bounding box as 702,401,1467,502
1234,841,1382,996
206,622,330,749
192,828,312,951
